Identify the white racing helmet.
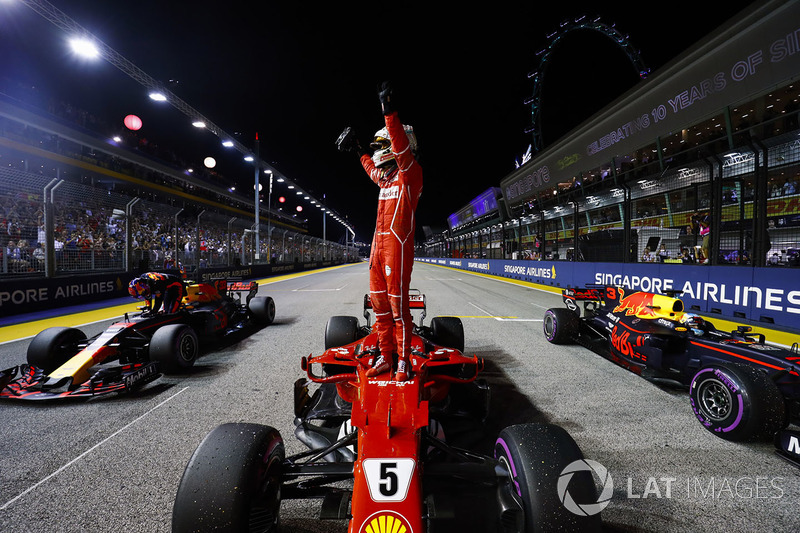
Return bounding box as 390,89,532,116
370,124,418,167
680,313,706,336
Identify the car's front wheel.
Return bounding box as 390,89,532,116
690,362,786,441
173,423,284,533
495,423,603,532
27,327,87,373
149,324,199,374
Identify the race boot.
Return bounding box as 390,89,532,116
366,354,391,377
395,357,411,382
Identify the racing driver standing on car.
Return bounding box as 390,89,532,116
337,81,422,382
128,271,186,314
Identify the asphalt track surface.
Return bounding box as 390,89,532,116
0,262,797,533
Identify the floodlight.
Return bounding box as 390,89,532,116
69,37,99,58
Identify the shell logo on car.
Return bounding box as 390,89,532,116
359,511,413,533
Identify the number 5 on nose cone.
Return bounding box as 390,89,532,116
363,458,415,502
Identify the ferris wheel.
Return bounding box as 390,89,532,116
525,16,650,154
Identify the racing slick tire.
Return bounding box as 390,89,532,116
430,316,465,353
689,362,786,442
249,296,276,326
173,423,284,533
495,423,602,532
324,316,360,376
324,315,360,349
149,324,199,374
27,327,87,373
543,308,580,345
494,423,600,533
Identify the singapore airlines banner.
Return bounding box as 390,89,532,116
0,260,342,319
416,257,800,333
501,0,800,207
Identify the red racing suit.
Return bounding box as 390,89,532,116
359,111,423,361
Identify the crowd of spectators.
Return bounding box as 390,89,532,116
770,177,797,197
0,183,336,277
0,183,240,275
0,77,301,232
0,77,340,277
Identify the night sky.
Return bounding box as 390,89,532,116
0,1,756,243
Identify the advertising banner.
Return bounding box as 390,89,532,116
0,260,343,319
500,1,800,207
417,258,800,331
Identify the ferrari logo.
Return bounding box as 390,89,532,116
359,511,412,533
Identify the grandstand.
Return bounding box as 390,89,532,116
0,79,352,281
429,0,799,271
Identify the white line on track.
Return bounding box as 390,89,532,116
469,302,495,317
291,284,349,292
0,386,189,510
468,302,541,322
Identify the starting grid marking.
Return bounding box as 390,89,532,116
454,316,543,322
465,302,541,322
291,283,350,292
0,386,189,510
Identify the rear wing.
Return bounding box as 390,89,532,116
562,285,614,314
226,280,258,304
363,289,427,326
564,285,687,319
563,286,604,303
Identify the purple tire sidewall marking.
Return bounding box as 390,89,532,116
545,311,556,341
724,395,745,432
495,437,522,497
691,367,745,432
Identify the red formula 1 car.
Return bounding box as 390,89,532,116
172,292,602,533
543,285,800,465
0,277,275,401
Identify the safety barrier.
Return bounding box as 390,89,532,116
417,257,800,334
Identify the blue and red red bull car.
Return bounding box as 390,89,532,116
0,277,275,401
543,285,800,465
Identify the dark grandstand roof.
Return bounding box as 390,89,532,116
499,0,797,210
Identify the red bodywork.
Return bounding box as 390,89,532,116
302,328,482,533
